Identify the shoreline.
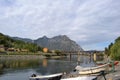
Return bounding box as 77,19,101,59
0,55,66,60
100,61,120,80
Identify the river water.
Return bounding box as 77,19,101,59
0,56,96,80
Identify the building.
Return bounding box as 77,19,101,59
43,48,48,53
21,49,29,52
0,45,5,52
7,48,15,51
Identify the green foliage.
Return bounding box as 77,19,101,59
110,39,120,60
105,43,113,56
115,37,120,42
105,37,120,60
105,47,109,56
0,33,13,47
0,33,42,53
54,50,62,55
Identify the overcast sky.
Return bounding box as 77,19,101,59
0,0,120,50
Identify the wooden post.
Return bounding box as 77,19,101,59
93,53,97,62
69,53,71,61
77,51,80,64
89,52,92,63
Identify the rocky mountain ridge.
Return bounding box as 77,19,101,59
12,35,83,51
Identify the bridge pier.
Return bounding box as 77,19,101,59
93,53,97,62
77,51,81,65
63,50,104,62
69,53,71,61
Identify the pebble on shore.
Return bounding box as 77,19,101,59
100,61,120,80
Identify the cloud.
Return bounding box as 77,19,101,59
0,0,120,50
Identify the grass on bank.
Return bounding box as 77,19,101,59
0,51,67,59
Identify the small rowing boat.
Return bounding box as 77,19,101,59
29,73,63,80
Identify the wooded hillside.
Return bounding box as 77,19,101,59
105,37,120,60
0,33,42,52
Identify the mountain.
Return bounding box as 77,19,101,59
34,36,49,47
0,33,41,52
12,35,83,51
12,37,34,43
34,35,83,51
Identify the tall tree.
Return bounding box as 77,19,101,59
110,38,120,60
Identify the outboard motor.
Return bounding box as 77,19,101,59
31,74,36,77
92,77,97,80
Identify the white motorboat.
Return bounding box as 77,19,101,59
61,76,97,80
29,72,98,80
75,63,109,75
29,62,108,80
29,73,63,80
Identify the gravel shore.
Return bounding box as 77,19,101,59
101,61,120,80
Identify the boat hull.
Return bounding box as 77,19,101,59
75,63,109,75
61,76,97,80
29,73,62,80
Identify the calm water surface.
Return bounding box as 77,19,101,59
0,56,95,80
0,58,78,80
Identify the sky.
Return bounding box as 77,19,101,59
0,0,120,50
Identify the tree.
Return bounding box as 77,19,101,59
0,32,43,53
54,50,62,55
105,43,113,56
105,47,109,56
110,39,120,60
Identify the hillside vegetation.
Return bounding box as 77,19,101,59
0,33,42,52
105,37,120,60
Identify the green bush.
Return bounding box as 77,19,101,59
106,37,120,60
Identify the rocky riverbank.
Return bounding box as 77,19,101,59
101,61,120,80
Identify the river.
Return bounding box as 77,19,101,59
0,56,95,80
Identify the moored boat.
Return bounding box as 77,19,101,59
61,72,97,80
97,61,119,67
29,73,63,80
61,76,97,80
75,63,109,75
29,65,107,80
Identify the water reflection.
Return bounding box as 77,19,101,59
0,55,95,71
0,59,40,69
36,59,76,75
0,58,76,75
0,55,96,80
42,59,48,67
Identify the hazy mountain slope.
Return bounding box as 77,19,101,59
12,35,83,51
34,35,83,51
